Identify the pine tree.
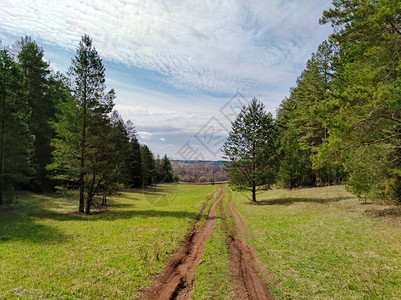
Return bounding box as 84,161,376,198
278,126,306,189
0,49,33,204
49,75,80,188
51,35,114,213
276,40,338,188
160,154,174,182
222,98,276,202
126,123,143,188
319,0,401,201
90,109,129,207
72,35,113,213
140,145,155,186
16,37,55,192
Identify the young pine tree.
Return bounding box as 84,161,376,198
160,154,174,182
222,98,276,202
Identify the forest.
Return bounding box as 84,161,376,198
0,35,175,213
224,0,401,203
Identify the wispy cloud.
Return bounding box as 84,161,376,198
0,0,333,160
0,0,332,96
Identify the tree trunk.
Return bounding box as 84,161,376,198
85,194,91,214
0,72,5,206
252,183,256,202
79,173,85,212
78,72,87,213
85,173,96,214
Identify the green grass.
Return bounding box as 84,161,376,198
4,184,401,299
0,184,216,299
233,185,401,299
192,185,235,300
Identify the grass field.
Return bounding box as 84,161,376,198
2,184,401,299
233,185,401,299
0,184,216,299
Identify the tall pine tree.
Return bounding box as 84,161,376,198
0,49,33,204
16,37,55,192
51,35,114,213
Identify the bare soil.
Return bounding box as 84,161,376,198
141,188,223,300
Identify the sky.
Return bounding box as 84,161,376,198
0,0,333,160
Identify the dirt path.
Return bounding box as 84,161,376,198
141,188,223,300
228,192,274,300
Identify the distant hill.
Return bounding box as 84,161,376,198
171,160,226,166
171,160,228,183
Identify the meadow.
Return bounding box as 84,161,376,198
234,185,401,299
0,184,216,299
2,184,401,299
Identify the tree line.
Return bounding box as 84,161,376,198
224,0,401,203
0,35,174,212
172,161,228,183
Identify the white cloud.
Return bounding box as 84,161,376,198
0,0,334,160
0,0,332,95
137,131,153,141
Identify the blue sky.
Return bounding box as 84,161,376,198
0,0,333,160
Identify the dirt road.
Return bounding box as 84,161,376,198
228,192,274,300
142,188,223,300
142,188,273,300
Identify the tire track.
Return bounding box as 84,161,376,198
141,187,223,300
227,192,274,300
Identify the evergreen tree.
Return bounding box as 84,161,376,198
160,154,174,182
140,144,155,186
222,98,276,202
49,75,80,188
0,49,33,204
126,126,143,188
16,37,55,191
278,126,306,189
319,0,401,201
276,40,340,188
94,110,130,206
154,153,162,183
51,35,114,213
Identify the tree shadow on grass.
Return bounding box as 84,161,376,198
0,190,198,243
253,196,353,206
42,209,199,222
0,211,70,244
0,192,74,244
